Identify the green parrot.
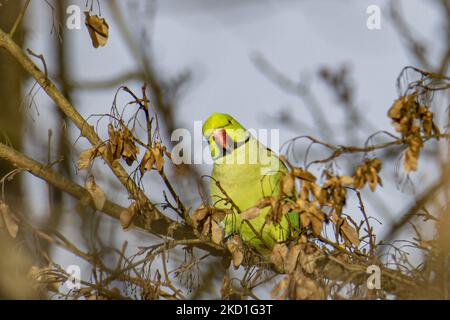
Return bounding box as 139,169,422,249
202,112,299,255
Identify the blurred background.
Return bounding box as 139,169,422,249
0,0,449,299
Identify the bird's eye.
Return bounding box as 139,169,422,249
227,120,232,124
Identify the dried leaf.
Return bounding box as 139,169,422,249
372,158,382,170
121,128,139,166
299,183,308,200
285,244,301,273
192,206,209,227
139,145,165,172
404,136,422,172
0,202,18,238
85,175,106,211
298,245,320,274
300,212,311,229
226,235,244,268
312,184,325,205
120,203,137,229
84,11,109,48
201,217,211,237
352,158,382,191
255,197,272,208
108,124,122,160
151,145,165,172
388,97,405,120
211,220,224,244
211,208,229,222
139,150,155,175
340,218,360,247
240,207,262,220
281,173,295,195
299,254,315,274
271,243,288,272
310,215,323,236
339,175,354,185
292,168,316,182
77,147,96,170
280,202,293,216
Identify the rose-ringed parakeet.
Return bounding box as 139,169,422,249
202,113,299,255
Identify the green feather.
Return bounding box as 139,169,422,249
203,113,299,255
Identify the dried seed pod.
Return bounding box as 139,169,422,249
84,11,109,48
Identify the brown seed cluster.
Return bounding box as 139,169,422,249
353,158,382,191
140,142,166,174
77,123,170,176
107,124,140,166
388,94,440,172
192,205,230,245
84,11,109,48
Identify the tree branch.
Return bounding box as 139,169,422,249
0,141,224,255
0,27,168,230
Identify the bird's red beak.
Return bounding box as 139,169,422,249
212,128,229,150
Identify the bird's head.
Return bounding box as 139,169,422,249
202,113,250,159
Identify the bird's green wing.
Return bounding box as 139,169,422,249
211,137,298,254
